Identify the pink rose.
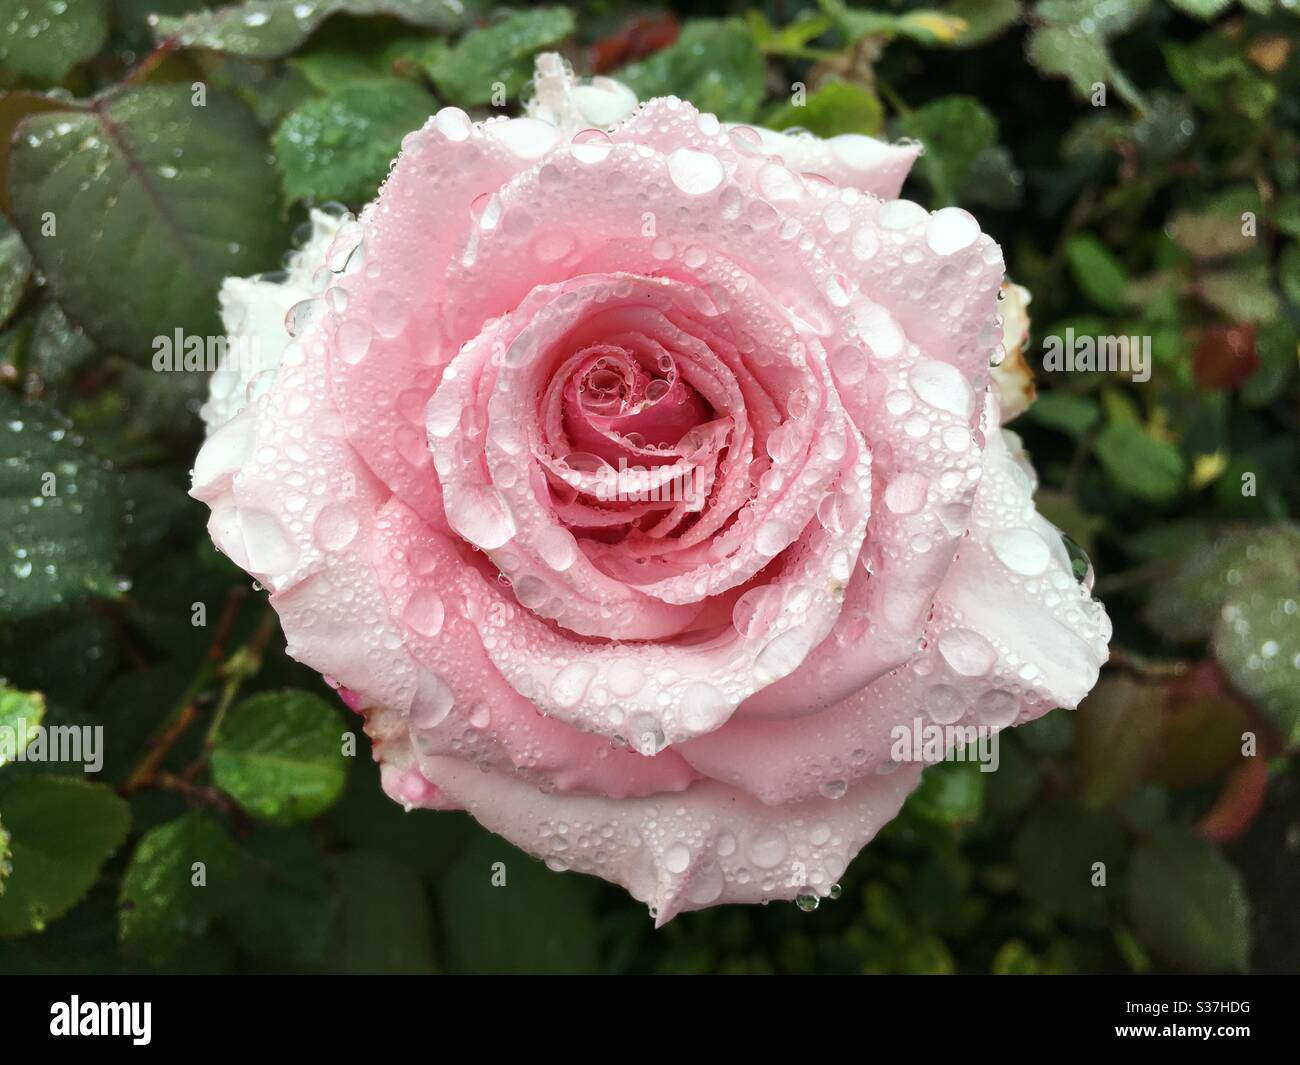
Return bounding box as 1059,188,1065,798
192,56,1110,921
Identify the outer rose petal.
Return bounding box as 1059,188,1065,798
201,209,342,429
728,124,922,200
366,705,923,924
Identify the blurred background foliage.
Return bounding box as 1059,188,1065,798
0,0,1297,974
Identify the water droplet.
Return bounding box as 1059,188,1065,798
312,502,358,552
746,828,788,869
990,527,1051,576
925,207,980,255
335,320,371,365
937,628,996,677
666,147,724,195
402,588,446,638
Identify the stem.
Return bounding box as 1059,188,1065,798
120,588,251,795
1107,646,1190,680
183,609,279,782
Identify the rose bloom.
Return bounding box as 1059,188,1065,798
192,56,1110,921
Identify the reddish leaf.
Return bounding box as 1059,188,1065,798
1192,323,1258,391
591,14,680,74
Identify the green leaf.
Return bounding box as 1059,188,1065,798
1143,524,1300,643
0,0,107,82
1276,193,1300,240
152,0,477,60
274,79,436,204
1167,0,1234,16
1012,798,1127,919
906,759,985,826
1095,421,1186,504
9,84,288,358
991,938,1039,974
1215,585,1300,748
617,19,766,123
289,34,439,91
943,0,1022,48
118,813,249,962
439,832,598,974
27,299,95,386
1065,234,1129,310
764,80,883,138
0,218,32,329
1200,263,1281,323
211,689,349,824
1027,24,1110,94
744,10,834,58
427,8,574,106
821,1,968,44
1128,830,1249,972
1280,243,1300,308
0,685,45,769
896,96,997,204
1036,0,1152,37
1075,675,1163,807
224,826,337,966
1241,319,1297,407
334,849,435,973
0,393,121,619
1025,391,1099,437
0,775,130,936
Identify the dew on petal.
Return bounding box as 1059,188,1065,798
667,147,724,195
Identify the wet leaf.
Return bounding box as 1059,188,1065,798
152,0,478,60
0,684,45,769
1128,830,1249,972
426,7,574,106
9,84,287,358
765,80,883,138
897,96,997,205
0,0,107,82
1065,234,1129,311
118,813,249,962
1095,421,1186,503
618,19,765,123
0,393,121,620
274,79,435,203
1215,586,1300,748
211,689,349,824
0,775,130,936
0,218,32,328
1143,523,1300,644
